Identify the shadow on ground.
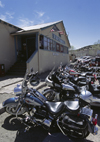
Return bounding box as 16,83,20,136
2,115,94,142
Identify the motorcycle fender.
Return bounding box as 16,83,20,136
2,97,19,107
42,88,54,94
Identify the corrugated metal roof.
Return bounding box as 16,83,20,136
21,20,62,31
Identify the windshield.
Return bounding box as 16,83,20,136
48,67,55,77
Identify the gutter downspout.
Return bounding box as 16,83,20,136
36,32,40,73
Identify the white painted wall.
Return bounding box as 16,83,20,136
39,49,69,73
0,22,18,72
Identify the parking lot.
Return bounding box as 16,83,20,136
0,109,100,142
0,81,100,142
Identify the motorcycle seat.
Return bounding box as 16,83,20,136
86,72,93,75
64,100,79,112
45,101,64,115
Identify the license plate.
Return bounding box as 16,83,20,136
81,107,93,117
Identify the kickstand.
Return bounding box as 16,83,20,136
24,126,30,132
16,126,31,136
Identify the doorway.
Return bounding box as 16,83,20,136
17,35,36,62
26,37,36,59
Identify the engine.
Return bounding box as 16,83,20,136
30,106,52,130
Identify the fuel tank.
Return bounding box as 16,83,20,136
62,83,75,91
25,91,47,106
80,90,92,100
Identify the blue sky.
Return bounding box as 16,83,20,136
0,0,100,49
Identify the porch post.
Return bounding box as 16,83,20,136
36,32,40,73
14,36,17,61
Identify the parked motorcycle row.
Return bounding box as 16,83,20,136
2,60,100,139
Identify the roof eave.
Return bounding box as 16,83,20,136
41,20,63,31
11,29,40,36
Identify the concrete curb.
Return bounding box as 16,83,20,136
0,79,45,89
0,79,23,89
35,82,47,90
0,82,47,115
0,104,5,115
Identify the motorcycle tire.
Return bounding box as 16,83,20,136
5,103,27,115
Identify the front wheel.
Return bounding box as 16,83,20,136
5,103,27,115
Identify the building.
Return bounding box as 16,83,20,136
0,20,70,75
0,19,22,73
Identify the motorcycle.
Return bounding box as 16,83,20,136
42,67,93,102
65,65,96,83
2,70,98,138
85,77,100,107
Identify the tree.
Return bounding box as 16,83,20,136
94,40,100,45
69,45,75,50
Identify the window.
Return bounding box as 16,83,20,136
44,36,47,41
39,35,44,49
39,35,68,54
52,41,56,51
60,45,63,52
48,38,51,50
56,43,60,51
64,46,67,53
50,39,53,50
44,36,48,50
44,41,48,50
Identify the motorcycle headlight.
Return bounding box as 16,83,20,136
14,84,22,96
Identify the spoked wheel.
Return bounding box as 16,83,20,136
5,104,27,115
43,90,55,101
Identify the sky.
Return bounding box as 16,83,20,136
0,0,100,49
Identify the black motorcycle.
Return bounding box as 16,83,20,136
2,70,98,139
42,68,92,102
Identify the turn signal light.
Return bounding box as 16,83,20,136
92,114,98,126
92,118,97,125
91,81,94,84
